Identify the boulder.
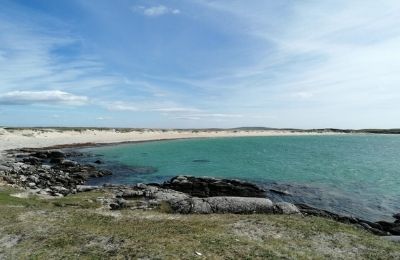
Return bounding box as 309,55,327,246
22,157,41,165
190,199,213,213
206,197,274,214
32,151,49,159
50,158,63,164
76,185,99,192
109,198,127,210
390,226,400,235
161,176,265,198
60,160,78,167
393,213,400,220
48,150,65,159
274,202,300,214
166,196,274,214
359,223,389,236
0,165,11,172
51,185,69,195
376,221,397,232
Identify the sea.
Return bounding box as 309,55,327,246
79,135,400,221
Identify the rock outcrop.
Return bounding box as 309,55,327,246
105,183,299,215
1,148,400,237
160,175,266,198
0,149,110,196
296,203,400,236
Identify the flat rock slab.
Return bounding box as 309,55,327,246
206,197,274,214
161,175,266,198
382,236,400,243
168,196,275,214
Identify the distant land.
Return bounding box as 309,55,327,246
2,126,400,134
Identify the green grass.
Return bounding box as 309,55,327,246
0,186,399,259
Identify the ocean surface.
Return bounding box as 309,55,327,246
80,135,400,221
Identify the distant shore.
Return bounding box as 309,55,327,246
0,127,353,153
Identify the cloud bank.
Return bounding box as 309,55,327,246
0,90,88,106
133,5,180,17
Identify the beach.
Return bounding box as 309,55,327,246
1,128,400,258
0,127,338,152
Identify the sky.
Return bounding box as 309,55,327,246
0,0,400,129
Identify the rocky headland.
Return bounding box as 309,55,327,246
0,147,399,240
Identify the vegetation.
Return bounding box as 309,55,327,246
0,186,399,259
3,126,400,135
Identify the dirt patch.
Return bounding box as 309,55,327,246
0,234,22,258
85,236,123,253
0,234,21,249
231,219,285,241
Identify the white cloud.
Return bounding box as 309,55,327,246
133,5,180,17
152,107,202,113
174,116,201,120
0,15,124,98
96,117,108,120
0,90,88,106
173,113,243,119
106,101,138,112
292,92,313,99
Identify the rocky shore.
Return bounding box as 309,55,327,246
0,147,399,239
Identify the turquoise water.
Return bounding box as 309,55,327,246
82,135,400,220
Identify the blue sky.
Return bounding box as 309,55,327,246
1,0,400,128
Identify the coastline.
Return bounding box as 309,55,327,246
0,127,348,153
1,129,400,257
1,140,399,237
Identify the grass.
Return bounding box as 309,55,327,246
0,186,399,259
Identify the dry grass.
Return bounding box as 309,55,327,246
0,187,399,259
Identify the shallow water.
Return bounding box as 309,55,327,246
81,135,400,221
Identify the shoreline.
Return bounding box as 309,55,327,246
1,145,399,237
0,127,355,153
1,128,400,238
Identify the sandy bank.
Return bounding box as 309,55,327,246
0,128,340,152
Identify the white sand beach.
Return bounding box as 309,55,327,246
0,128,337,152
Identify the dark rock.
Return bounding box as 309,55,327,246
109,198,127,210
32,151,49,159
48,150,65,159
269,189,291,196
22,157,41,165
376,221,397,232
359,223,389,236
296,203,360,223
192,159,210,163
50,157,63,164
60,160,78,167
161,176,265,198
390,226,400,235
1,175,15,184
109,202,120,210
393,213,400,220
359,220,382,230
94,160,102,164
